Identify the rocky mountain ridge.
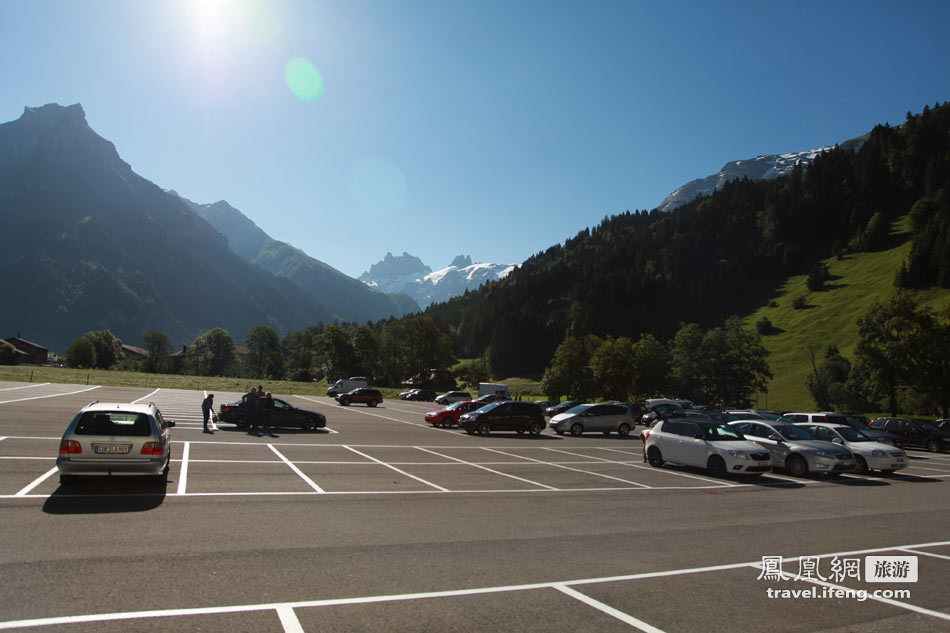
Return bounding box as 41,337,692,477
359,252,516,309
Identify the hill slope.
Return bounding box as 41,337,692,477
750,218,950,410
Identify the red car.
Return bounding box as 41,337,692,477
425,401,486,428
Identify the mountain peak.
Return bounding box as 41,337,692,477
2,102,125,169
359,251,431,281
21,103,88,126
450,254,472,268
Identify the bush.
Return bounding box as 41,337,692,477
756,316,775,335
0,340,17,365
65,337,97,368
792,296,807,310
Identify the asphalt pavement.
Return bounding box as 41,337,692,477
0,381,947,632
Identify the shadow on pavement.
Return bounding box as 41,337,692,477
43,479,167,514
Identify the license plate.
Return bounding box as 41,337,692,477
94,444,131,454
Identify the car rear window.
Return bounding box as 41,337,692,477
75,412,152,436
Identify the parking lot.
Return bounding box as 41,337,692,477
1,381,948,631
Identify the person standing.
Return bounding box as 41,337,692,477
201,393,215,434
262,392,275,433
243,387,259,433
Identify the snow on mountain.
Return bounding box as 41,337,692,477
657,137,865,213
360,252,516,308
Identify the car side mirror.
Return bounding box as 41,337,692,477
767,434,781,442
832,438,843,445
168,421,176,428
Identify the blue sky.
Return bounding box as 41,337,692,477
2,0,949,278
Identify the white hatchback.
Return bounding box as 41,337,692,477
645,418,772,476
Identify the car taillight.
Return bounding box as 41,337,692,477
141,442,164,455
59,440,82,454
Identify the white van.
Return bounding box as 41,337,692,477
327,377,369,397
478,382,509,397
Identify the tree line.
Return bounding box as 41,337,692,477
540,316,771,407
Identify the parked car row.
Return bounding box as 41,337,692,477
644,417,910,478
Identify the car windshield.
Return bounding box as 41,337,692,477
774,424,815,441
446,401,465,411
700,423,744,441
565,404,591,415
834,426,870,442
916,420,941,432
477,401,503,413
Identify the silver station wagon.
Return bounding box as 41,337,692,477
56,401,175,485
549,403,636,436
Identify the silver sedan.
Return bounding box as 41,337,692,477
56,401,175,485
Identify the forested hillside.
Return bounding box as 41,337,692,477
425,103,950,377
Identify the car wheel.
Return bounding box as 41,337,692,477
926,439,941,453
304,418,317,432
368,400,379,408
855,456,869,475
340,398,350,406
647,446,664,468
786,454,808,477
618,423,631,437
707,455,727,477
570,423,584,437
477,422,491,436
528,422,543,436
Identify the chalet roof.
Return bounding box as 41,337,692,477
121,344,147,357
5,337,48,352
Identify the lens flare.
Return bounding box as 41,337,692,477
350,158,408,219
285,57,324,101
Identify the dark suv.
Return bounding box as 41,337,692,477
459,401,545,436
335,388,383,407
868,418,950,453
406,389,436,402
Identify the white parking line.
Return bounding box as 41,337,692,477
275,605,304,633
483,447,653,488
554,447,739,487
268,445,325,493
0,385,100,405
553,584,666,633
177,442,190,495
344,445,449,492
14,467,58,496
0,383,50,392
2,540,946,631
794,574,950,621
416,447,559,490
897,547,950,561
132,388,161,404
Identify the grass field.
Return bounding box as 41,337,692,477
747,222,950,411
